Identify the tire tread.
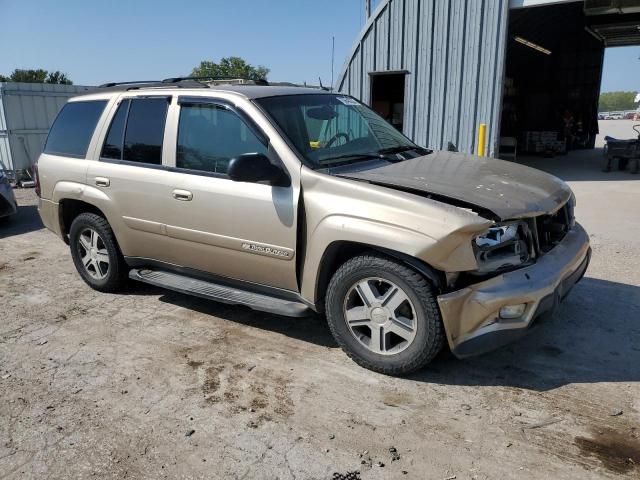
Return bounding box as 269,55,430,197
325,252,444,375
69,212,127,293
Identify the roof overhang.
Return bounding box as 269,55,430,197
584,0,640,16
588,15,640,46
509,0,580,9
510,0,640,47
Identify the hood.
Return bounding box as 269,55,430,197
337,151,572,220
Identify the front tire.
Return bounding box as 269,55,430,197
69,213,128,293
325,253,444,375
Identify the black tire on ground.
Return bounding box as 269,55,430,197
69,212,128,293
325,253,445,375
619,158,629,171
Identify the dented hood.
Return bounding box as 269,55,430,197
339,151,572,220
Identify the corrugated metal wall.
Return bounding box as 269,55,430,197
0,82,94,175
0,94,11,173
337,0,510,156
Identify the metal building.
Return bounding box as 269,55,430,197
0,82,94,179
338,0,640,157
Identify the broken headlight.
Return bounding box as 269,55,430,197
473,222,531,273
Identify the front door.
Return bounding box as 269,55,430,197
158,97,299,291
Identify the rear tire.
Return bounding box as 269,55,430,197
325,253,444,375
69,213,128,293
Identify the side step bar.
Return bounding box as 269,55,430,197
129,268,311,318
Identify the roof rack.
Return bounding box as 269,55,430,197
97,76,270,92
98,80,161,88
97,79,210,91
162,76,269,86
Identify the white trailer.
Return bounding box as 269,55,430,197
0,82,94,181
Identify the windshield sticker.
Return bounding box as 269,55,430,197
336,96,360,106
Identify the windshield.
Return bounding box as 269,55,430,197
255,94,423,169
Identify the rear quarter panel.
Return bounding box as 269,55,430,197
36,94,119,238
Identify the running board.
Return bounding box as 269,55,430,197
129,268,311,318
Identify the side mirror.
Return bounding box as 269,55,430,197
227,153,290,187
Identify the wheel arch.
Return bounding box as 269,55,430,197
52,181,120,245
312,240,445,312
58,198,109,245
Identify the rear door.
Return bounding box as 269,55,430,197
86,95,181,262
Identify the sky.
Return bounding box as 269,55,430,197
0,0,637,93
601,46,640,92
0,0,367,87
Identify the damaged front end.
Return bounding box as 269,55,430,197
437,195,590,358
332,149,588,357
451,195,577,289
472,221,534,274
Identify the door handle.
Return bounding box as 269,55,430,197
95,177,110,187
172,189,193,201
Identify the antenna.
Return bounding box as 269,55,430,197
331,36,335,91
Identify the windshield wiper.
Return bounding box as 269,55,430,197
319,146,429,169
319,153,380,165
377,145,428,155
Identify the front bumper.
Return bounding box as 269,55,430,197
437,222,591,358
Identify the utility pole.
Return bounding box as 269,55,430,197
331,36,335,91
365,0,371,19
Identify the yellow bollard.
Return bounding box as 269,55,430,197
477,123,487,157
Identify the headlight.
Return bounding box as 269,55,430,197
473,222,531,273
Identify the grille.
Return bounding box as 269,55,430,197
533,200,574,254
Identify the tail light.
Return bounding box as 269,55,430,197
33,163,41,197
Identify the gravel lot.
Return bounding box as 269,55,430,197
1,126,639,479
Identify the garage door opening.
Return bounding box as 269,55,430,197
500,1,640,160
501,2,602,158
370,72,406,131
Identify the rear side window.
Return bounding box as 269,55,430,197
176,103,267,175
101,97,169,165
44,100,107,158
101,100,129,160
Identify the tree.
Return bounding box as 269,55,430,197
8,69,48,83
191,56,269,81
45,71,72,85
599,91,638,112
0,68,73,84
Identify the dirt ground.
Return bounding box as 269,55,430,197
1,135,639,479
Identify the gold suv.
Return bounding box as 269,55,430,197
36,79,591,375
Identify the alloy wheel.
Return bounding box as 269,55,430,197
343,277,418,355
77,228,110,280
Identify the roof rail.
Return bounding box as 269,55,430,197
162,76,269,86
98,80,161,88
97,76,270,92
98,79,209,91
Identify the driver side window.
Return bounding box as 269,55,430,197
176,103,267,175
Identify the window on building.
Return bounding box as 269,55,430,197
176,103,267,175
44,100,107,158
